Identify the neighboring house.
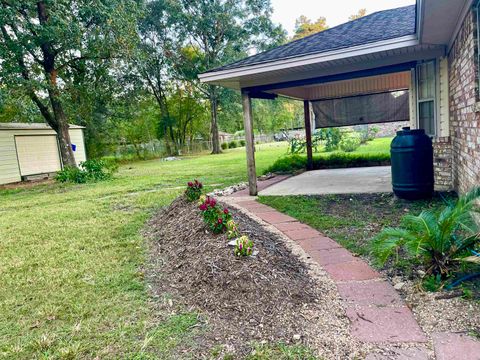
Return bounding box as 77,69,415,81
218,131,234,144
0,123,86,185
200,0,480,196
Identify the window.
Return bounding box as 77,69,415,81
416,61,436,136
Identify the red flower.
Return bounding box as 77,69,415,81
199,204,207,211
223,208,229,215
188,182,193,187
218,218,223,224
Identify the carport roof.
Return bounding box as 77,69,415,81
207,5,416,73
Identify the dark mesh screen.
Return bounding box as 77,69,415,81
312,90,410,128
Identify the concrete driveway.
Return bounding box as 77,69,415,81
259,166,392,196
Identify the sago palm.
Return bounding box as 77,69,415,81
372,187,480,276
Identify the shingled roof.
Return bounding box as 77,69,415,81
208,5,416,73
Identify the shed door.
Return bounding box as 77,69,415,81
15,135,62,176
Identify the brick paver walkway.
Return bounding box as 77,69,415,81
230,192,480,360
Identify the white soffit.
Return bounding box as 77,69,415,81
421,0,472,46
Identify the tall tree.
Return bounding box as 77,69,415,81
0,1,140,166
349,8,367,21
292,15,328,40
170,0,286,154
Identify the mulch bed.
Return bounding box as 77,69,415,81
144,197,360,358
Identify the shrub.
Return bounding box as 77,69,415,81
228,141,238,149
316,128,343,152
185,180,203,202
221,142,228,150
56,159,116,184
239,140,246,147
339,133,362,152
199,196,232,234
371,187,480,277
234,235,254,257
265,153,391,174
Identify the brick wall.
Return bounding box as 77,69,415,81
433,137,453,191
448,9,480,193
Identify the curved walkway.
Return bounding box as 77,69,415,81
226,176,480,359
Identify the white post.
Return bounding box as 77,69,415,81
241,90,258,196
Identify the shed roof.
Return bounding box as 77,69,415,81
209,5,416,73
0,123,85,130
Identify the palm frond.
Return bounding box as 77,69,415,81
371,227,414,265
456,255,480,264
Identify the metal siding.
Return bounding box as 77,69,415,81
0,131,21,185
15,135,62,176
69,129,87,166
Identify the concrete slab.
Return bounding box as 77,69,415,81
346,306,427,343
433,332,480,360
259,166,392,196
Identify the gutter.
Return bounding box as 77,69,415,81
199,35,420,84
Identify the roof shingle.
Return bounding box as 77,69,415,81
208,5,416,73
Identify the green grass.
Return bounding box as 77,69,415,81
258,193,454,272
266,138,392,173
0,142,291,359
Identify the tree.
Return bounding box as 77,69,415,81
170,0,286,154
0,1,140,166
292,15,328,40
349,8,367,21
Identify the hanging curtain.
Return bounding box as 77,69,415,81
312,90,410,128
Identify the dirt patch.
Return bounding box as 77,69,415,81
144,197,364,358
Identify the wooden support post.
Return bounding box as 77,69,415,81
241,91,258,196
304,100,313,171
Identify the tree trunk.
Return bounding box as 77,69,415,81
37,1,77,168
209,87,221,154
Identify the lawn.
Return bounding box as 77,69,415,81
258,193,455,276
0,139,390,358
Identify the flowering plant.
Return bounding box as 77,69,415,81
199,196,232,233
185,179,203,202
234,235,254,257
226,220,240,239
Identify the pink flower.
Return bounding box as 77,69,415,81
199,204,207,211
223,208,229,215
188,182,193,187
218,218,223,224
239,243,243,250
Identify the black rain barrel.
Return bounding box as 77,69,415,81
391,127,434,200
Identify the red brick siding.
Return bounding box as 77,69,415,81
448,9,480,193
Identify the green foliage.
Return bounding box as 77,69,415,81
423,274,443,292
184,180,203,202
266,153,391,174
199,197,232,234
315,128,344,152
292,15,328,40
234,235,254,257
228,140,238,149
226,219,240,239
221,142,228,150
56,159,117,184
239,140,246,147
339,133,362,152
371,187,480,276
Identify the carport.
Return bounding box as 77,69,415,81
199,2,464,195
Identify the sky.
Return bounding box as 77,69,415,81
270,0,416,36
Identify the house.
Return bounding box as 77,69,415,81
0,123,86,185
199,0,478,196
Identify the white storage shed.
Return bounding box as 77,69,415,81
0,123,86,185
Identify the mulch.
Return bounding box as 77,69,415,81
144,196,323,358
